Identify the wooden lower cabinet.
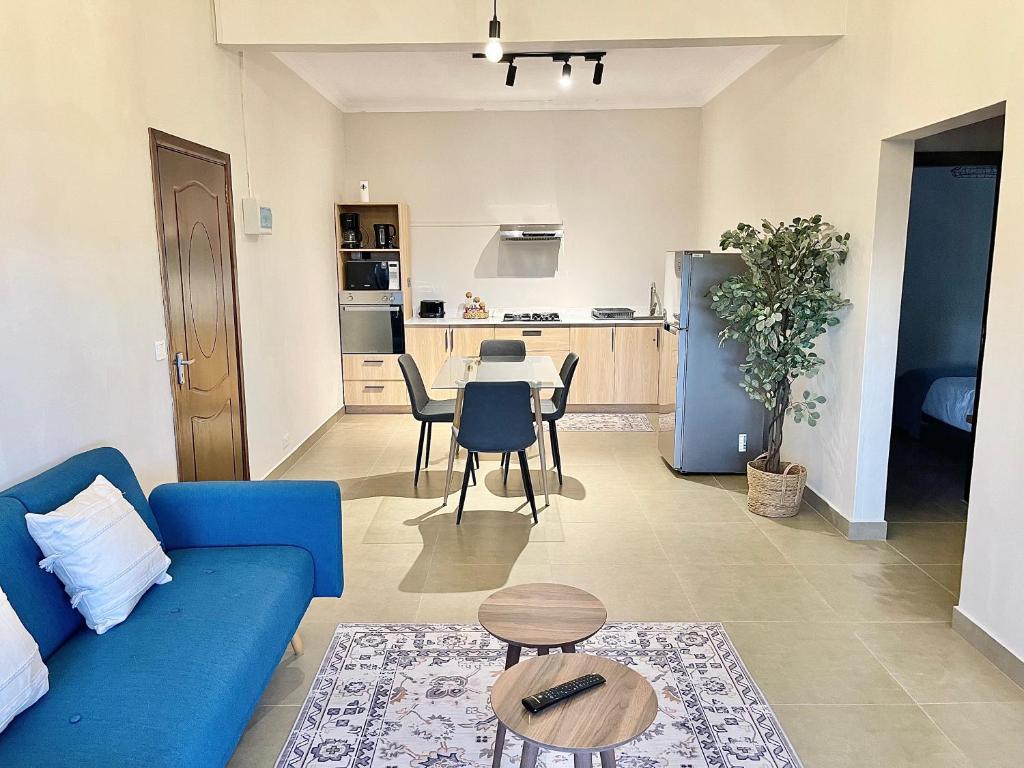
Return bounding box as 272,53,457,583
342,354,403,382
568,327,615,405
612,325,660,405
404,326,450,399
344,380,408,408
451,325,494,357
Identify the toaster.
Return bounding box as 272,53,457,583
419,300,445,318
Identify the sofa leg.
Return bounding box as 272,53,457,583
290,631,304,656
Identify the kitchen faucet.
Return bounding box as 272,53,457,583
649,282,663,318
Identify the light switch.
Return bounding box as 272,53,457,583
154,341,168,361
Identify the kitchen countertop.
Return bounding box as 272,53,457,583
406,308,665,327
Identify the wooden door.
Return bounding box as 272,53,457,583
405,326,450,398
150,130,247,481
568,326,615,405
612,325,660,405
452,325,495,357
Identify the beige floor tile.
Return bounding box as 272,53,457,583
797,564,957,621
638,488,751,525
363,497,445,544
549,562,697,621
618,462,719,491
723,622,913,705
228,705,299,767
673,563,838,622
432,517,551,565
713,474,749,491
855,623,1024,703
756,510,908,565
546,521,666,564
887,523,967,565
555,488,643,523
657,522,787,565
773,705,967,767
416,563,554,622
920,563,963,597
924,702,1024,768
304,561,426,622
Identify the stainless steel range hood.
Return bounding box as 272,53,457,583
499,223,564,242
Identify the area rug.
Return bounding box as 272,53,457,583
556,413,654,432
276,622,802,768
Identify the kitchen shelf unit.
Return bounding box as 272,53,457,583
334,201,412,318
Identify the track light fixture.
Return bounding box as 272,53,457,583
472,50,607,89
484,0,503,63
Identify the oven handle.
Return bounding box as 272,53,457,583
340,305,400,312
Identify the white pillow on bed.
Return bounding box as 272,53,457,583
24,475,172,635
0,586,48,734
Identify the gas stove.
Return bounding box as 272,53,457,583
502,312,561,322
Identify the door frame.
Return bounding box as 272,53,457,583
148,128,250,480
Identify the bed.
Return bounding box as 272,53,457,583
893,366,977,437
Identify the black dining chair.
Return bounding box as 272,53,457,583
479,339,526,359
501,352,579,486
398,354,462,486
454,381,538,525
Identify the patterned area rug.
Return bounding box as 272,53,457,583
557,413,654,432
276,623,802,768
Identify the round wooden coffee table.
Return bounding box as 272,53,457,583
479,583,607,767
491,653,657,767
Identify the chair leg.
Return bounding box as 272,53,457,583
470,454,477,486
457,454,473,524
414,422,425,486
518,450,538,524
549,421,563,486
474,452,480,469
425,422,432,469
502,452,510,485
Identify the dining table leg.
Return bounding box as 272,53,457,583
532,388,550,507
443,388,464,506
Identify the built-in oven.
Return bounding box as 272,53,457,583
339,291,405,354
344,259,400,291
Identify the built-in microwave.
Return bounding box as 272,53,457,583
345,259,400,291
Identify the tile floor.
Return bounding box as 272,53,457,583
229,414,1022,767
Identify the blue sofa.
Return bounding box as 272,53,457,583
0,447,342,767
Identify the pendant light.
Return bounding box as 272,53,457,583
484,0,503,63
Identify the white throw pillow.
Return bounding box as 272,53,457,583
24,475,172,635
0,587,49,734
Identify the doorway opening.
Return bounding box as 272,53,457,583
885,117,1003,531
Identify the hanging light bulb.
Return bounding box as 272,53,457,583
484,1,503,62
559,61,572,88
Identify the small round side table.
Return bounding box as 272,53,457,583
479,583,607,767
490,653,657,768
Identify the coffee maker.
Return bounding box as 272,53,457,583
340,212,363,248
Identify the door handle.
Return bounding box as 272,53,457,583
522,330,541,337
174,352,194,386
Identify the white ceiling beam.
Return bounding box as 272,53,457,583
213,0,846,51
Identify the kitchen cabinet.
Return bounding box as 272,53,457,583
612,325,660,405
342,352,407,410
404,326,450,399
342,354,403,383
451,325,495,357
568,327,615,405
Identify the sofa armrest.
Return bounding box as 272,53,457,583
149,480,342,598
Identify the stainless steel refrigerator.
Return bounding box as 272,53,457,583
658,251,766,473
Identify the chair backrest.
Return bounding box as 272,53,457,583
479,339,526,360
457,381,538,453
550,352,580,417
398,354,430,416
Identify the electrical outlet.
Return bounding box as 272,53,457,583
738,433,748,452
282,433,291,451
154,341,167,361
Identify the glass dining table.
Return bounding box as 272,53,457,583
432,355,564,507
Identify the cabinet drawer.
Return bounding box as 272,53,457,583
494,326,571,353
343,354,402,381
344,380,408,407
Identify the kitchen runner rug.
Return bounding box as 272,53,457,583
276,622,802,768
555,413,654,432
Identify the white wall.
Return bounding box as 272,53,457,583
696,0,1024,659
342,109,700,311
0,0,344,489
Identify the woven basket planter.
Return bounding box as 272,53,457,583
746,454,806,518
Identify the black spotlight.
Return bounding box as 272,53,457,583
593,60,604,85
505,61,517,87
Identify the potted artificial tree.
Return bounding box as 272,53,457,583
709,216,850,518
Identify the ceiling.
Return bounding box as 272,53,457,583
274,45,775,112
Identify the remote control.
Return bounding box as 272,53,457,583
521,673,606,713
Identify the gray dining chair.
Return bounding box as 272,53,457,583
480,339,526,359
398,354,462,486
454,381,539,525
501,352,580,486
